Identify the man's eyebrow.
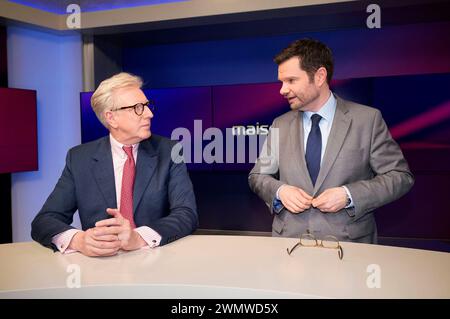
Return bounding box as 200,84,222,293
279,76,298,81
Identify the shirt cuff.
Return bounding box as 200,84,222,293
273,185,285,214
52,229,82,254
342,186,355,208
275,185,284,200
134,226,161,249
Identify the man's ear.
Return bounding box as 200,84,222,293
104,110,118,129
314,67,328,87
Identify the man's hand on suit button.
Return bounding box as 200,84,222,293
279,185,313,213
94,208,147,251
312,187,348,213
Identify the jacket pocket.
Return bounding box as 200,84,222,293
346,214,375,240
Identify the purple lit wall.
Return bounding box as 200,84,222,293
123,22,450,88
213,83,287,171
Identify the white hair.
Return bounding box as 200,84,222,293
90,72,143,127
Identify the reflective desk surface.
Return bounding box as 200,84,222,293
1,235,449,298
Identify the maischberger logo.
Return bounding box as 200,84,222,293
231,123,270,136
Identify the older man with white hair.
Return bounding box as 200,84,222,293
32,72,198,257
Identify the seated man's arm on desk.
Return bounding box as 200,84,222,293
31,149,124,256
31,149,80,252
52,222,160,256
52,215,161,256
93,208,162,251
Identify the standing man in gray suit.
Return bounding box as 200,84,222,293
249,38,414,244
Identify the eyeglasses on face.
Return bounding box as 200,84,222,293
110,100,155,116
287,233,344,260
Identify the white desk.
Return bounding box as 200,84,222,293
1,235,449,298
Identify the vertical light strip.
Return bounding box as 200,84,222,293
82,34,95,92
8,26,83,242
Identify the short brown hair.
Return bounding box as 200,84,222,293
274,38,334,85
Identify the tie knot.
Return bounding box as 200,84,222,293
311,114,322,127
122,146,133,159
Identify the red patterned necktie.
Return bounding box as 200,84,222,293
120,146,136,228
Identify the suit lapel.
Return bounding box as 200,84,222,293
290,111,314,193
133,138,158,212
314,97,351,194
91,136,117,209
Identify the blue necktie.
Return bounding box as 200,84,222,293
305,114,322,186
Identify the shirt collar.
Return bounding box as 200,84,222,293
304,91,336,123
109,134,139,158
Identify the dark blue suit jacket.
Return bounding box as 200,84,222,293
31,134,198,251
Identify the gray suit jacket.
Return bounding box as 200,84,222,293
248,95,414,243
